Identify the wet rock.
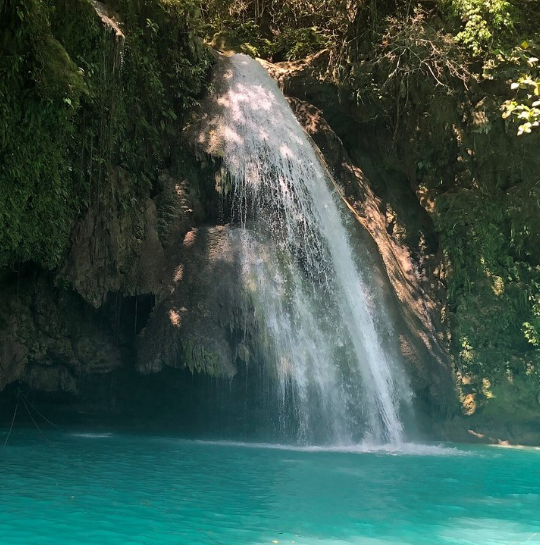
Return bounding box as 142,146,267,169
137,226,250,378
0,275,122,393
24,364,77,394
274,94,456,417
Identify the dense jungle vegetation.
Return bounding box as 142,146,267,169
1,0,540,423
0,0,211,270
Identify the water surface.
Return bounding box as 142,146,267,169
1,430,539,544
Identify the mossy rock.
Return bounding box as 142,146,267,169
35,35,86,103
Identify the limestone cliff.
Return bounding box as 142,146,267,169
2,0,540,444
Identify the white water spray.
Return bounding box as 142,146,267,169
218,55,410,445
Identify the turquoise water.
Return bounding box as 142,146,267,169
1,431,540,544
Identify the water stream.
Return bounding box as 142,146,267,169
217,54,411,445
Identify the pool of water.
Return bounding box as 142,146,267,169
1,430,539,544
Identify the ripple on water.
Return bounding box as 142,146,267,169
192,439,472,456
1,431,539,545
71,432,114,438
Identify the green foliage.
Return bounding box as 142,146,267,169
0,0,211,270
210,21,274,57
0,0,88,268
344,9,470,130
274,27,330,61
523,321,540,347
445,0,514,55
434,181,540,401
501,43,540,134
202,0,350,60
442,0,540,135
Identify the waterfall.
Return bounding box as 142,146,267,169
218,54,411,445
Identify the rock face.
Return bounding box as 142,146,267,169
168,54,456,427
62,167,205,309
284,96,456,419
0,158,216,396
266,51,540,444
9,45,539,443
0,274,122,394
0,51,457,438
137,226,246,378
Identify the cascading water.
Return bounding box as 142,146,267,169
217,54,411,445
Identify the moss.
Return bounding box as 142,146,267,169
0,0,211,271
35,35,86,101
